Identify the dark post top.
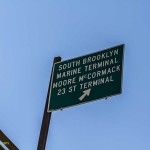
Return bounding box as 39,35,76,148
37,56,61,150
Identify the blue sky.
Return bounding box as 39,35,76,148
0,0,150,150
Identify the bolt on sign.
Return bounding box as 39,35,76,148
0,130,19,150
48,44,124,112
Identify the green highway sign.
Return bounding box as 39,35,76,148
48,44,124,112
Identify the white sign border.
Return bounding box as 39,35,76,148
47,44,125,112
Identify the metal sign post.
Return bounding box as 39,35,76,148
37,57,61,150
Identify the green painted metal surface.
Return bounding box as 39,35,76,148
48,44,124,112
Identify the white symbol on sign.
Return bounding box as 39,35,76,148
79,89,91,101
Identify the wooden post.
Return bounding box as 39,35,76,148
0,130,19,150
37,56,61,150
